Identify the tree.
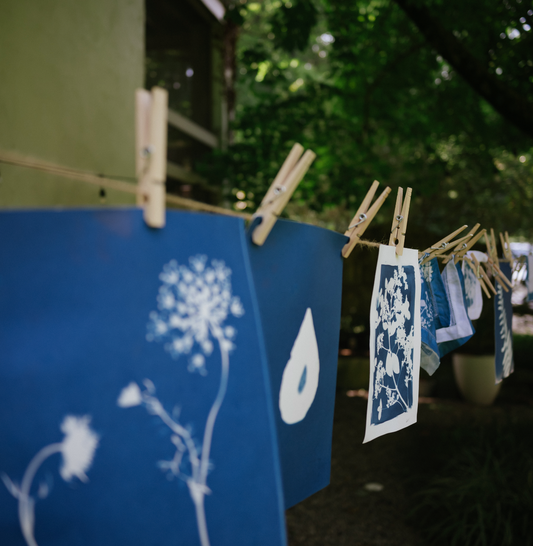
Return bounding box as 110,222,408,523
200,0,533,239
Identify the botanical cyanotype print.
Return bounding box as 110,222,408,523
2,416,99,546
495,263,514,383
119,255,244,546
371,264,416,425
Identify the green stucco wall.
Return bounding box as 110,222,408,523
0,0,144,206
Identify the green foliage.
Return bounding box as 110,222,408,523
198,0,533,241
270,0,318,52
411,423,533,546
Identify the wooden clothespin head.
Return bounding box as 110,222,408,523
418,225,469,265
389,187,412,256
499,231,514,267
251,143,316,246
441,223,480,264
342,180,391,258
136,86,168,228
453,228,487,264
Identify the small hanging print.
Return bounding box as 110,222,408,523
364,245,421,443
494,261,514,382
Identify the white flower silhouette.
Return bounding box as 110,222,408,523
146,256,244,375
122,256,244,546
373,265,414,419
2,415,99,546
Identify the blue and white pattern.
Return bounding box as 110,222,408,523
120,256,244,546
436,260,474,357
421,258,450,330
462,252,483,320
527,254,533,302
364,245,420,443
419,268,440,375
495,261,514,383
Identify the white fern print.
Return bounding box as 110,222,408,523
496,283,513,379
1,416,99,546
119,255,244,546
373,265,415,417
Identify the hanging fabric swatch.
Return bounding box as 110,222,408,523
420,258,451,330
247,218,347,509
527,254,533,301
462,251,484,320
436,260,475,357
419,268,440,376
364,245,421,444
494,261,514,382
0,210,287,546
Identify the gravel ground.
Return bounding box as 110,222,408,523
285,368,533,546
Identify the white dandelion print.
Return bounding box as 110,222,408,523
1,415,99,546
120,255,244,546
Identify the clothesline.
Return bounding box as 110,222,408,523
0,149,251,220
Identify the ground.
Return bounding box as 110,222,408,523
286,364,533,546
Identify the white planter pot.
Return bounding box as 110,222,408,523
452,353,501,406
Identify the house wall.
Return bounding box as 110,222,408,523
0,0,144,206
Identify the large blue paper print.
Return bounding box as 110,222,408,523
0,209,287,546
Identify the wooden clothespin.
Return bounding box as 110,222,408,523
441,224,481,264
342,180,391,258
471,254,496,296
389,187,412,256
418,225,469,265
136,86,168,228
251,143,316,246
453,229,487,264
483,230,513,290
499,231,514,267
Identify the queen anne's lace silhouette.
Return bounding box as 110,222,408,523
2,416,99,546
120,256,244,546
146,256,244,375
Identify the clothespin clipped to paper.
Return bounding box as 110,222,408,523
342,180,391,258
251,143,316,246
441,224,481,264
136,86,168,228
389,187,412,256
418,225,469,265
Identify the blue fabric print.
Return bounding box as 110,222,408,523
419,269,440,375
438,263,475,357
495,261,514,382
420,258,450,329
371,264,416,425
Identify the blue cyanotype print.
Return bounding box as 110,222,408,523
371,264,416,425
0,209,287,546
494,261,514,382
419,269,440,375
420,258,450,330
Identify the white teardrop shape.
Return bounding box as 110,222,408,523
279,308,320,424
